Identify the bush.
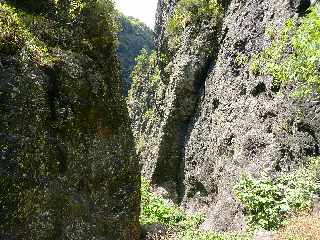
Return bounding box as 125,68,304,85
167,0,223,33
166,0,223,49
141,177,252,240
140,177,186,225
251,8,320,97
235,158,320,230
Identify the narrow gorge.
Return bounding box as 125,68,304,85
129,0,320,238
0,0,319,239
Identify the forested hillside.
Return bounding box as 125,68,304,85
118,14,154,94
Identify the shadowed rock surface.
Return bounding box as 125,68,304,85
0,1,140,239
129,0,320,232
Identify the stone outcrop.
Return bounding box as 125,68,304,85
0,1,140,239
129,0,320,232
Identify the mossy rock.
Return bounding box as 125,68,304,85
0,2,140,239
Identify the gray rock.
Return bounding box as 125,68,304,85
129,0,320,233
312,195,320,214
141,223,167,240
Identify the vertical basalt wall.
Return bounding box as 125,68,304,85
0,1,140,239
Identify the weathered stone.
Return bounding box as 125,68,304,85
312,195,320,214
129,0,320,233
141,223,167,240
0,2,140,239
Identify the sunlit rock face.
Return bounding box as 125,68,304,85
129,0,320,232
0,1,140,239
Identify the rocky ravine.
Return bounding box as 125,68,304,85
129,0,320,232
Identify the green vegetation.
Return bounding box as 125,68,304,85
118,14,154,94
141,177,186,225
0,0,120,64
251,8,320,97
235,158,320,230
141,177,252,240
0,3,52,64
235,53,249,67
167,0,223,33
167,0,223,49
128,49,166,103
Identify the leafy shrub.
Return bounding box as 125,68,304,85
235,158,320,230
251,8,320,97
167,0,223,33
140,177,186,225
166,0,223,49
141,177,252,240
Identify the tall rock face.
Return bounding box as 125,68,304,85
129,0,320,232
0,1,140,239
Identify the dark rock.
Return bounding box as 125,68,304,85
0,2,140,239
141,223,167,240
296,0,311,15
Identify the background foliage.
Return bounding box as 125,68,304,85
166,0,223,50
117,14,154,95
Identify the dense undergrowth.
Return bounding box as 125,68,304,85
251,7,320,97
141,157,320,239
141,178,251,240
235,158,320,231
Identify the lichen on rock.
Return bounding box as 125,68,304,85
128,0,320,233
0,1,140,239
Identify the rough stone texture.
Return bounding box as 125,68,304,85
253,230,274,240
129,0,320,233
0,2,140,239
154,0,177,54
140,223,167,240
181,0,320,232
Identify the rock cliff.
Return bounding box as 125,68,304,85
129,0,320,232
0,1,140,239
